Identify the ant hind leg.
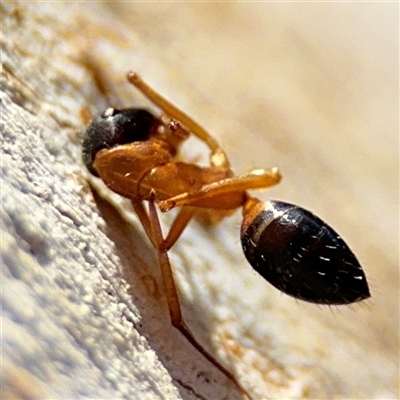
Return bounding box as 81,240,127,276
159,168,282,212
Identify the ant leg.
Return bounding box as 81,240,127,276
163,206,196,251
131,199,156,247
147,197,252,400
133,198,195,251
127,71,231,170
159,168,282,212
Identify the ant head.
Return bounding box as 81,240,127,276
82,107,157,175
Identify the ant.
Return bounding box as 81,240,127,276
82,70,370,399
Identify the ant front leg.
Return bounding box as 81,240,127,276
145,196,252,400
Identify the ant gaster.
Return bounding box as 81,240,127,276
82,71,370,399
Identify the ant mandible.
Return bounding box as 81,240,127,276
82,70,370,399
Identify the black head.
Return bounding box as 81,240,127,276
82,107,157,175
241,200,370,305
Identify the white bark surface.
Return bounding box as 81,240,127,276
1,2,398,400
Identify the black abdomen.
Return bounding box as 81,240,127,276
241,201,370,305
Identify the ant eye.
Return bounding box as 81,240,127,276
241,200,370,305
82,108,157,175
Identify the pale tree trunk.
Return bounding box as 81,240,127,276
1,2,398,400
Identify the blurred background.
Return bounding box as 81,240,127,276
2,2,398,399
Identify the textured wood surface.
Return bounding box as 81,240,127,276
1,2,398,399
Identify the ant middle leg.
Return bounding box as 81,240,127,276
145,196,252,400
131,199,195,251
162,206,196,251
